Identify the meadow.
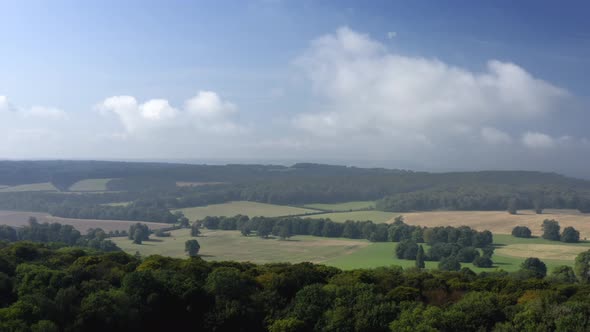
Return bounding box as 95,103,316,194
308,210,396,223
174,201,319,220
68,178,113,191
0,210,169,233
303,201,375,211
112,224,590,272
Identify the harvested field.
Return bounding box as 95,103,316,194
0,210,169,233
400,209,590,238
496,243,590,261
175,201,319,220
0,182,58,192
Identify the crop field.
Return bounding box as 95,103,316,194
68,178,113,191
113,229,370,263
0,182,59,192
174,201,319,220
303,201,375,211
401,209,590,238
176,181,226,187
309,210,396,223
0,210,169,233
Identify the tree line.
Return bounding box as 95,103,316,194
512,219,581,243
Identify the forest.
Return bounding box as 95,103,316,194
1,241,590,331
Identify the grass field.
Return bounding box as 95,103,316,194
402,209,590,238
68,178,113,191
303,201,375,211
0,210,169,234
111,225,590,272
309,210,396,223
0,182,59,192
113,229,369,263
174,201,319,220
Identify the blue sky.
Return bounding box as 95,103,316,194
1,1,589,176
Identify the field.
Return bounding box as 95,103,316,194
310,210,396,223
68,178,113,191
303,201,375,211
174,201,319,220
0,210,169,233
0,182,58,192
176,181,226,187
113,229,369,263
401,209,590,238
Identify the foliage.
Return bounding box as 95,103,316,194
561,226,580,243
521,257,547,278
184,240,200,257
542,219,561,241
512,226,532,238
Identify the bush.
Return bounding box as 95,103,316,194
438,256,461,271
472,256,493,268
561,226,580,243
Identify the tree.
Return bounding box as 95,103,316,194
191,222,201,237
438,256,461,271
575,250,590,282
415,245,425,268
472,256,493,268
520,257,547,278
561,226,580,243
133,229,143,244
278,224,292,240
542,219,560,241
185,239,200,257
395,240,418,260
512,226,532,238
533,197,544,214
507,198,518,215
549,265,577,283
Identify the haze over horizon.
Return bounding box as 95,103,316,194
2,1,590,177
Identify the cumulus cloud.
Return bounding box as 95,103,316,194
522,131,555,149
481,127,512,144
99,91,241,135
293,27,568,138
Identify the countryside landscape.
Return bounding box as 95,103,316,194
3,1,590,331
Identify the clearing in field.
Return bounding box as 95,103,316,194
174,201,319,220
0,210,169,233
310,210,396,223
113,228,370,263
401,209,590,238
68,178,113,191
0,182,58,192
303,201,375,211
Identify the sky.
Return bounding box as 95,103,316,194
1,0,590,176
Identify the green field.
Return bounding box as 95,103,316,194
0,182,58,192
113,229,369,264
174,201,319,220
113,228,590,272
303,201,375,211
68,178,113,191
309,210,396,223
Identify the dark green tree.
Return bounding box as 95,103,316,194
542,219,560,241
520,257,547,278
507,198,518,215
415,245,425,268
438,256,461,271
185,239,200,257
191,222,201,237
512,226,532,238
575,250,590,282
561,226,580,243
549,265,577,283
472,256,493,268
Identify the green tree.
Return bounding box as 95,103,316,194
415,245,425,269
548,265,577,283
133,229,143,244
542,219,560,241
472,256,493,268
520,257,547,278
279,224,292,240
268,318,306,332
438,256,461,271
575,250,590,282
561,226,580,243
191,222,201,237
512,226,532,238
185,239,200,257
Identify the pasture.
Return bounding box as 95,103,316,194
174,201,319,220
303,201,375,211
113,228,369,263
0,182,58,192
68,178,113,191
0,210,169,233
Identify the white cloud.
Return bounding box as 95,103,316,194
481,127,512,144
99,91,241,135
24,106,68,119
522,131,555,149
0,96,13,112
293,27,568,139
